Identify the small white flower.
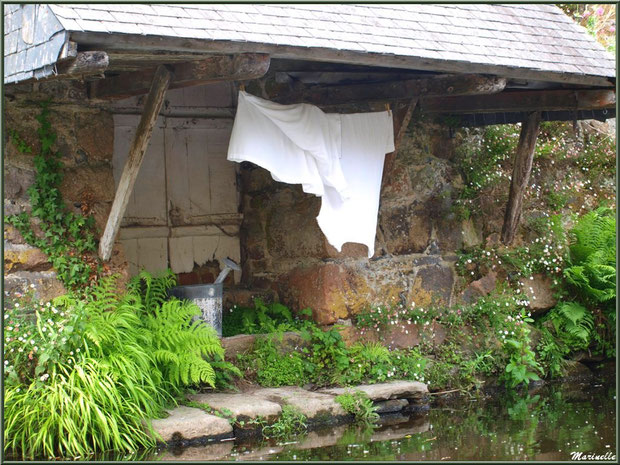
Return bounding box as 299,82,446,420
14,303,19,308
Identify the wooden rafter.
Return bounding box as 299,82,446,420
98,65,172,261
420,89,616,114
90,53,270,100
269,74,507,106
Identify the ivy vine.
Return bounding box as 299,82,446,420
7,101,102,291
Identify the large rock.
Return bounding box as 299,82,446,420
461,271,497,303
221,334,256,359
187,393,281,422
380,205,431,255
3,271,66,303
319,380,429,402
407,264,454,307
385,321,447,350
59,165,115,204
562,360,593,381
280,263,372,325
373,399,409,414
519,273,558,314
150,406,233,443
249,386,346,420
4,242,51,272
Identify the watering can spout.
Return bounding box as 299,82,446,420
214,257,241,284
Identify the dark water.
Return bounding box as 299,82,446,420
148,379,616,462
11,379,614,461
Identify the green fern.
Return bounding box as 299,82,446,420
564,207,616,307
547,302,594,350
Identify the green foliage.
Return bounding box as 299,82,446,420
564,207,616,307
544,302,594,352
299,322,350,386
3,271,236,459
335,391,379,425
6,102,101,291
127,270,231,391
535,325,568,379
261,405,307,440
500,318,542,389
242,333,309,387
222,298,297,336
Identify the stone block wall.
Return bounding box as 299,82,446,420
238,119,484,325
3,88,129,300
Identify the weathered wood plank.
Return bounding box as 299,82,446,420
91,53,270,100
73,32,615,87
420,89,616,114
501,112,542,246
99,65,172,262
271,74,506,105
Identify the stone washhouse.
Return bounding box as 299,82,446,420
3,4,616,327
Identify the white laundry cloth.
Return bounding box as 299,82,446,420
228,91,348,199
317,111,394,258
227,91,394,259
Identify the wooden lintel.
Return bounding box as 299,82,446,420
501,111,542,246
98,65,172,262
91,53,270,100
272,74,507,106
420,89,616,114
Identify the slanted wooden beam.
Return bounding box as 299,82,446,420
90,53,270,100
420,89,616,114
270,74,506,105
99,65,172,261
501,111,542,246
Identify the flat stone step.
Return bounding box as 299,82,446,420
187,392,282,421
248,386,346,420
318,380,429,402
150,406,233,443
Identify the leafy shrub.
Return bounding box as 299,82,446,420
335,390,379,425
247,334,309,387
222,298,296,336
262,405,307,440
3,271,236,459
563,207,616,308
543,302,594,352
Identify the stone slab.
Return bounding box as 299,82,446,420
248,386,346,420
150,406,233,443
187,392,282,421
319,380,429,402
374,398,409,414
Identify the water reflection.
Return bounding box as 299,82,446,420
97,380,616,461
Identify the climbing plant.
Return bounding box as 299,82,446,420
7,101,101,291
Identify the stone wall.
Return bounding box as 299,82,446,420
238,119,483,325
3,86,129,300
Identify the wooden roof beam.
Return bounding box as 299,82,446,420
90,53,270,100
269,74,507,105
420,89,616,114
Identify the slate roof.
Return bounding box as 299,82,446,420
4,3,616,85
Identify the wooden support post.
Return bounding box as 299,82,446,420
98,65,172,261
381,98,418,187
501,111,542,245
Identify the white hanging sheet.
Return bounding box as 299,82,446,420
227,91,394,258
227,91,348,199
316,111,394,258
